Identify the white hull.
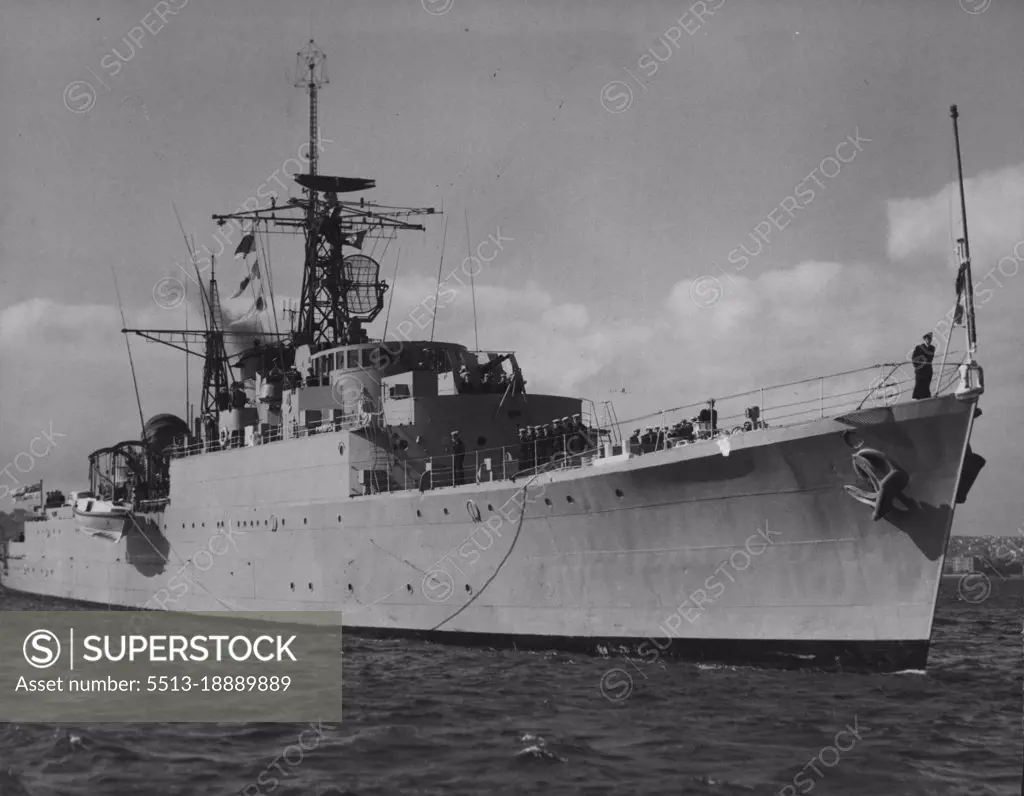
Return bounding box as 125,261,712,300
1,395,978,670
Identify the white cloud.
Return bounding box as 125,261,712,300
0,299,117,348
888,162,1024,269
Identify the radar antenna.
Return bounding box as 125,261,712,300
209,40,437,347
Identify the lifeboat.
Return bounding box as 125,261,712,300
72,494,132,542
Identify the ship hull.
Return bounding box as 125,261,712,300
0,394,977,671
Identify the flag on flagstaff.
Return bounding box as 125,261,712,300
13,482,41,501
234,233,255,258
954,263,967,326
343,230,366,250
229,260,260,299
230,291,265,325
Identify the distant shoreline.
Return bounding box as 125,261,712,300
941,572,1024,579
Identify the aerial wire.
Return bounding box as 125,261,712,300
429,216,448,342
465,207,479,351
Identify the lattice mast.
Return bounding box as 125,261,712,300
210,41,436,348
200,258,231,422
294,39,334,345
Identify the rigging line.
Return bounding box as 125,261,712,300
949,133,958,262
261,218,280,338
382,246,401,342
110,265,147,444
184,239,189,426
172,203,212,328
242,223,262,324
465,208,479,350
429,472,545,632
126,513,240,613
248,221,272,337
430,217,449,343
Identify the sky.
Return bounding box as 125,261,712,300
0,0,1022,536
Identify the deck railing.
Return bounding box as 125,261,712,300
167,353,969,493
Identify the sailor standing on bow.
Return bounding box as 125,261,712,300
912,332,936,399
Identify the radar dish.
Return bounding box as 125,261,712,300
294,174,375,194
340,254,387,318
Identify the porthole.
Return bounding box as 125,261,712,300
465,584,472,593
308,583,313,591
406,584,413,593
304,518,307,525
615,489,624,498
290,582,295,591
338,441,345,456
477,436,487,447
347,583,353,591
443,508,449,515
544,498,552,506
487,504,494,511
416,509,422,517
566,495,574,503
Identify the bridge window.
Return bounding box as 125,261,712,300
347,350,359,369
362,348,375,368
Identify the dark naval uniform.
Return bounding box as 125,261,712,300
912,337,936,399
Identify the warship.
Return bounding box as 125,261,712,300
0,43,989,671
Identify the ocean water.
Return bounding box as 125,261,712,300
0,578,1020,796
